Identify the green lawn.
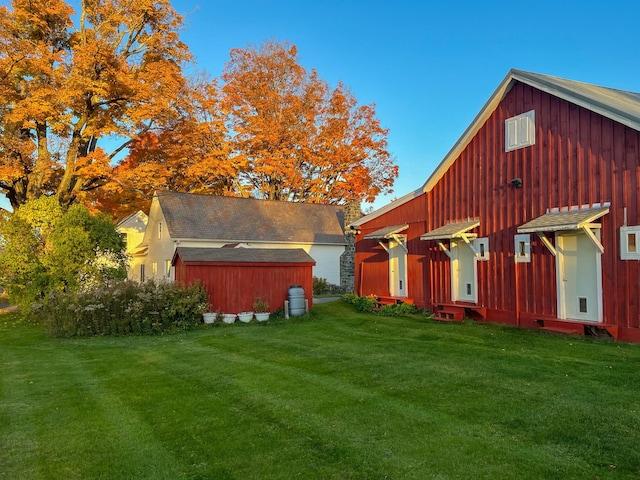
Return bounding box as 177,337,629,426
1,301,639,479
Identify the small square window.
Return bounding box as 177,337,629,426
620,226,640,260
475,237,490,261
628,233,637,253
514,234,531,263
578,297,588,314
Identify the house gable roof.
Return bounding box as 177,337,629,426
353,69,640,228
157,192,346,245
116,210,148,229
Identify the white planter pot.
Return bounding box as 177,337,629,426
222,313,236,324
202,312,216,324
238,312,254,323
255,312,270,322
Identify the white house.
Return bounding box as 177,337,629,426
130,191,348,285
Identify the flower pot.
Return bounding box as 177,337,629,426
222,313,236,324
255,312,270,322
202,312,216,324
238,311,254,323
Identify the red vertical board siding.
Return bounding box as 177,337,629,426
175,260,313,314
354,195,429,305
354,80,640,340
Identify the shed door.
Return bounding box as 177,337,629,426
389,239,407,297
556,230,602,322
450,240,477,303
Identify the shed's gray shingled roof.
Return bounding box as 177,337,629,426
157,192,346,244
173,247,315,264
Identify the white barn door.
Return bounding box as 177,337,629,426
450,241,477,303
389,239,407,297
556,230,602,322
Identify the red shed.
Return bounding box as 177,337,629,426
172,247,315,314
352,69,640,342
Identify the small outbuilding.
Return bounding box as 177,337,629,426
172,246,316,314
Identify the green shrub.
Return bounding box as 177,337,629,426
353,295,376,313
41,280,208,337
341,293,359,305
0,199,126,311
378,302,418,316
341,294,418,316
341,293,376,312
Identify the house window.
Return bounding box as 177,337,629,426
158,222,163,239
140,264,146,282
620,226,640,260
514,234,531,263
505,110,535,152
475,237,490,261
152,262,158,275
578,297,588,314
120,233,128,249
165,260,171,278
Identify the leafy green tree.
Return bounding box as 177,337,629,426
0,197,126,308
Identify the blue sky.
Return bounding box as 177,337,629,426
3,0,640,212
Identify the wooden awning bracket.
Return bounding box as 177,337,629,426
459,233,479,256
378,241,389,253
390,234,408,252
536,232,557,257
437,241,452,259
581,225,604,253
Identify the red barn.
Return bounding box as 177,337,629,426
352,69,640,342
172,247,315,314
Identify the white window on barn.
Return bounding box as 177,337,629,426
514,234,531,263
620,226,640,260
152,262,158,276
505,110,535,152
474,237,490,261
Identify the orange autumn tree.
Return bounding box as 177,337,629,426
97,77,243,216
222,40,397,204
0,0,191,210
